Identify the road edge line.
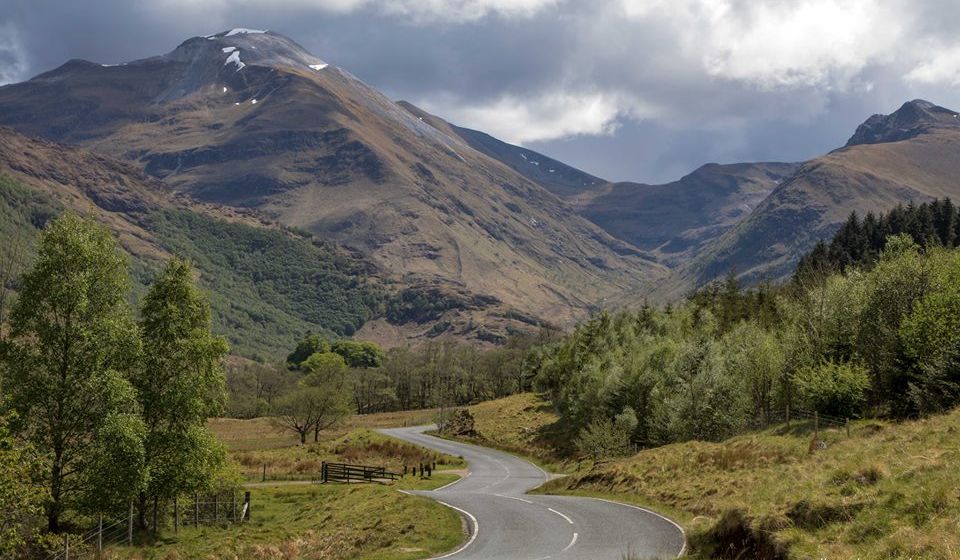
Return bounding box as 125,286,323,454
586,497,687,557
430,500,480,559
434,471,470,492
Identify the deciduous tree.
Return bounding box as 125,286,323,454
4,214,144,531
133,258,229,528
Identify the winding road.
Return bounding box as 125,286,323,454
379,426,686,560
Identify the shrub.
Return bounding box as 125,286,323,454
793,360,869,417
576,417,631,458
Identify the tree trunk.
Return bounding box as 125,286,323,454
299,430,307,445
138,492,149,530
314,422,319,442
48,454,63,532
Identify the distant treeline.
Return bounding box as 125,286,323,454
226,330,560,421
796,198,960,282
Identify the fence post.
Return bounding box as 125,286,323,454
174,497,179,533
98,515,103,558
195,493,200,528
128,501,134,546
244,491,251,522
814,411,819,440
262,464,266,482
321,461,327,483
64,534,69,560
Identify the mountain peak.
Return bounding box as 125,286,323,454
845,99,960,147
165,29,329,72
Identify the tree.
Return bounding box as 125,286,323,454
4,214,144,531
300,351,352,438
226,362,291,418
331,340,384,368
301,351,348,386
287,333,330,367
273,386,351,444
723,322,784,425
793,360,869,417
0,415,46,558
132,258,229,528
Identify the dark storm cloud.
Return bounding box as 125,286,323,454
3,0,960,183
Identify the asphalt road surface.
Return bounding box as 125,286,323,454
379,426,686,560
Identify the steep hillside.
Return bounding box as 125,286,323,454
0,128,383,358
685,100,960,287
0,29,668,328
399,102,797,272
575,163,799,267
398,101,604,198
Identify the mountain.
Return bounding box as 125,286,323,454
0,29,668,336
683,99,960,288
846,99,960,146
396,103,799,269
398,102,605,198
572,162,800,267
0,127,385,358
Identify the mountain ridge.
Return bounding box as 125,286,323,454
0,29,670,341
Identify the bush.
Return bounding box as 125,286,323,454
793,361,869,417
575,417,631,458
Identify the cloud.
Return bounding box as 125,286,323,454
618,0,906,89
907,44,960,86
423,91,624,143
152,0,558,23
0,23,28,86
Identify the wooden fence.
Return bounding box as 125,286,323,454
320,461,403,483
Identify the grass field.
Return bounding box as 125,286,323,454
208,408,440,452
229,429,465,481
101,409,466,560
466,394,960,559
107,475,463,560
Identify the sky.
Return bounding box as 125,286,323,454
2,0,960,183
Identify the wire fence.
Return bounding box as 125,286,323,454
45,491,251,560
744,405,853,432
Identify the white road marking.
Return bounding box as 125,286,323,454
431,501,479,559
547,507,574,524
435,472,470,492
494,493,533,504
587,497,687,558
562,532,579,552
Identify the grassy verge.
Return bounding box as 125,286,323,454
446,393,578,473
107,475,463,560
454,394,960,558
541,414,960,559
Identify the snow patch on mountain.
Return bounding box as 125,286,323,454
224,50,245,70
221,47,236,53
309,63,328,71
226,28,267,36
